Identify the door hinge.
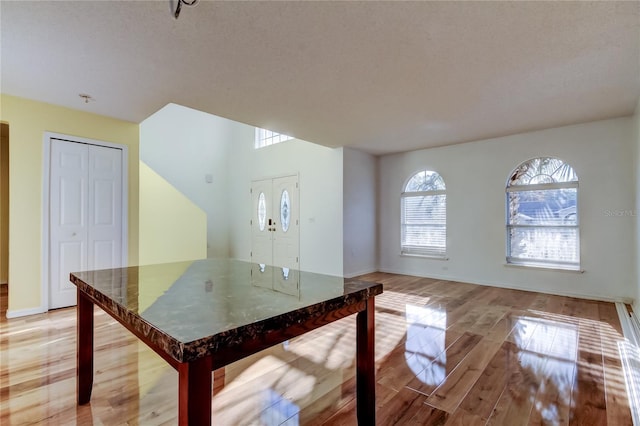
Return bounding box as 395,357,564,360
296,182,299,188
296,257,299,263
250,188,252,194
250,219,252,226
250,251,252,257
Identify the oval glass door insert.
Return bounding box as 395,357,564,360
258,192,266,231
280,190,290,232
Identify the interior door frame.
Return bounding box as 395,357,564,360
41,132,128,312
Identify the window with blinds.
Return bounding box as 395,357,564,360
401,170,446,258
255,128,294,149
506,157,579,270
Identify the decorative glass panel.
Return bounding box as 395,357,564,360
508,157,578,187
258,192,266,231
280,190,291,232
405,171,445,192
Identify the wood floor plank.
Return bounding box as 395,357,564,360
444,409,486,425
457,341,514,420
485,348,543,425
406,331,480,397
376,387,428,425
568,321,607,425
597,302,623,335
426,338,503,413
603,354,633,426
408,402,450,425
526,318,575,426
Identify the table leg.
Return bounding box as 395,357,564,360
178,355,213,426
77,291,94,405
356,297,375,425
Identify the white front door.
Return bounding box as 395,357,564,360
251,176,299,291
49,139,124,309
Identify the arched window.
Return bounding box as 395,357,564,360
506,157,579,269
401,170,446,257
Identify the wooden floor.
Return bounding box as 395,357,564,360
0,274,633,425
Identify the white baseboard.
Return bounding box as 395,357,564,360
616,303,640,426
344,268,378,279
6,306,47,319
376,267,632,304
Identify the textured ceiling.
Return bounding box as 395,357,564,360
1,1,639,155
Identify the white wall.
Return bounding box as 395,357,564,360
228,125,344,276
379,117,635,302
140,104,233,258
343,148,377,277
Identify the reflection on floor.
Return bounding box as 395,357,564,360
0,274,633,425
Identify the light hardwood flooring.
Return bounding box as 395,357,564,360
0,274,633,425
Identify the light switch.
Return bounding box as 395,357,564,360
205,174,213,183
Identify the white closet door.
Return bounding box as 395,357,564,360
50,140,89,309
49,140,123,309
88,145,122,271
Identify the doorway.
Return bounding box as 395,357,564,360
43,133,128,310
251,175,299,292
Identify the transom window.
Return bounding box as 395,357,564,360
506,157,579,270
255,128,294,149
401,170,446,258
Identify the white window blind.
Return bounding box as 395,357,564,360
506,157,579,270
255,128,293,149
401,171,446,258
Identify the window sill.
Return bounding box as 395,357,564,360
504,262,584,273
401,253,449,261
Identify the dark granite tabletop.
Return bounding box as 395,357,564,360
71,258,383,364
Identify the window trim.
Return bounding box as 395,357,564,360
505,157,580,271
400,170,447,259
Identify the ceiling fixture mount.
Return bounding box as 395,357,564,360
78,93,94,104
173,0,199,20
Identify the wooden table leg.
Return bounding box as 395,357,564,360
356,297,375,425
178,355,213,426
77,291,94,405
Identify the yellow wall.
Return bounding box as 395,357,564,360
139,161,206,266
0,94,139,314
